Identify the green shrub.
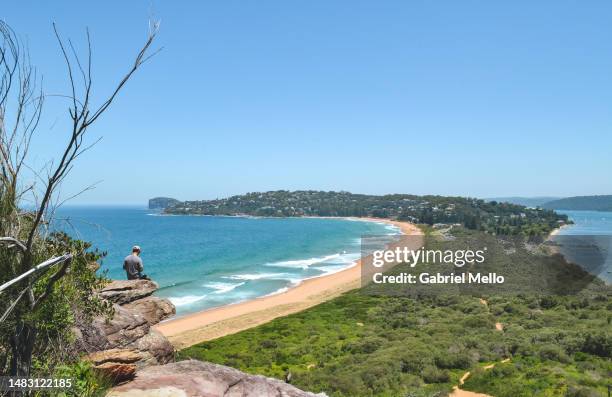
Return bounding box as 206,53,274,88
566,386,601,397
50,361,111,397
538,344,571,363
342,337,384,354
434,352,472,369
421,366,450,383
462,314,494,329
260,339,279,349
539,296,559,309
580,332,611,358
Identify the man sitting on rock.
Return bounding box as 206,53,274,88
123,245,150,280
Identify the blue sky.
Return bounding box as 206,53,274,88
4,1,612,204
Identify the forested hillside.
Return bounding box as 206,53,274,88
164,191,569,237
542,195,612,211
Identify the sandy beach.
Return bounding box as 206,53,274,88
155,217,422,349
549,223,570,237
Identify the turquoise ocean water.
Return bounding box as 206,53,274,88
55,207,398,315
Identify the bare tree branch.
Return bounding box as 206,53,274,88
0,237,26,252
24,21,160,251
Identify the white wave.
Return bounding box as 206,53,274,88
264,286,289,297
168,294,207,307
265,253,341,269
204,281,245,294
223,272,287,281
385,225,402,234
288,278,303,286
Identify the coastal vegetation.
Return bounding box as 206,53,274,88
180,228,612,396
180,291,611,396
164,190,569,237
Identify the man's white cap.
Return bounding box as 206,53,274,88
132,245,141,252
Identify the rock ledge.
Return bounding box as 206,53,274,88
80,280,326,396
78,279,176,382
107,359,327,397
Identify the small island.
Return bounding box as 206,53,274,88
148,197,181,210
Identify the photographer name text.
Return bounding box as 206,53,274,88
373,272,505,284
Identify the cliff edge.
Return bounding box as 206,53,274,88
76,279,325,396
77,279,176,382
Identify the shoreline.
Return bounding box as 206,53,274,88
547,220,612,284
154,217,422,349
548,223,571,238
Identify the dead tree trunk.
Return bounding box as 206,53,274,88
9,321,36,377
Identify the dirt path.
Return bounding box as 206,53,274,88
449,359,511,397
449,383,491,397
448,300,509,397
479,298,503,332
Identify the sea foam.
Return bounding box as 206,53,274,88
223,273,288,281
204,281,246,294
169,294,207,307
264,286,289,297
264,253,341,269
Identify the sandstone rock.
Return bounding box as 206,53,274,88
94,362,137,384
78,279,177,382
85,304,150,350
77,278,180,387
126,330,174,366
86,349,143,384
123,296,175,325
99,280,159,305
86,349,145,365
106,360,327,397
107,386,188,397
82,303,175,367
